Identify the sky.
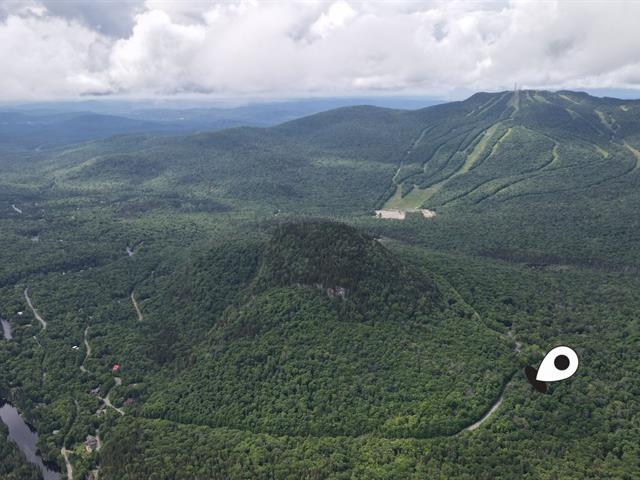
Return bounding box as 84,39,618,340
1,0,640,101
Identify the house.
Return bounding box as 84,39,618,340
84,435,98,452
111,363,120,373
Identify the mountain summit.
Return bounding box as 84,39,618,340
142,220,513,438
382,89,640,210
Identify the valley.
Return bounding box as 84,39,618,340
1,90,640,479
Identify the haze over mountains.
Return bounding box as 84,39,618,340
0,97,440,150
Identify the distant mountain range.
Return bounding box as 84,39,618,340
15,89,632,269
0,97,441,150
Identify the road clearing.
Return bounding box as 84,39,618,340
24,289,47,330
375,208,436,220
131,292,144,321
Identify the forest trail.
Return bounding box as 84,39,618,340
84,327,91,357
24,289,47,330
459,367,518,435
61,447,73,480
462,327,522,432
80,327,91,373
131,292,144,321
74,322,116,476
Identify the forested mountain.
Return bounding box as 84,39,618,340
1,91,639,479
9,89,639,267
142,221,513,438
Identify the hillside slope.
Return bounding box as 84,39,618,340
142,221,514,438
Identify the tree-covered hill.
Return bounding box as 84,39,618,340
141,221,514,438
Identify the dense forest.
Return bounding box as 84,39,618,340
1,90,639,479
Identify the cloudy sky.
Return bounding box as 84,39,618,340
1,0,639,101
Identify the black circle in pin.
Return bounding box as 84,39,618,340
554,354,570,370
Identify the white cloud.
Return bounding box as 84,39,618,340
310,1,356,39
0,8,111,99
108,9,206,94
0,0,640,100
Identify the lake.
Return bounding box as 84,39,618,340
0,402,60,480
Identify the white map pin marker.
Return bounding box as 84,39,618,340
536,346,579,382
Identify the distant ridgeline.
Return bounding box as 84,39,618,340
10,89,637,268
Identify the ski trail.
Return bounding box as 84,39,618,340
475,143,559,204
623,142,640,171
391,125,434,185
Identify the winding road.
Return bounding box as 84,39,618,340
80,327,91,373
70,322,123,478
60,448,73,480
131,292,144,322
24,289,47,330
100,390,125,416
464,397,504,432
78,325,125,416
441,289,523,435
459,327,522,433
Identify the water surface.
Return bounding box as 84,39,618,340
0,402,60,480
